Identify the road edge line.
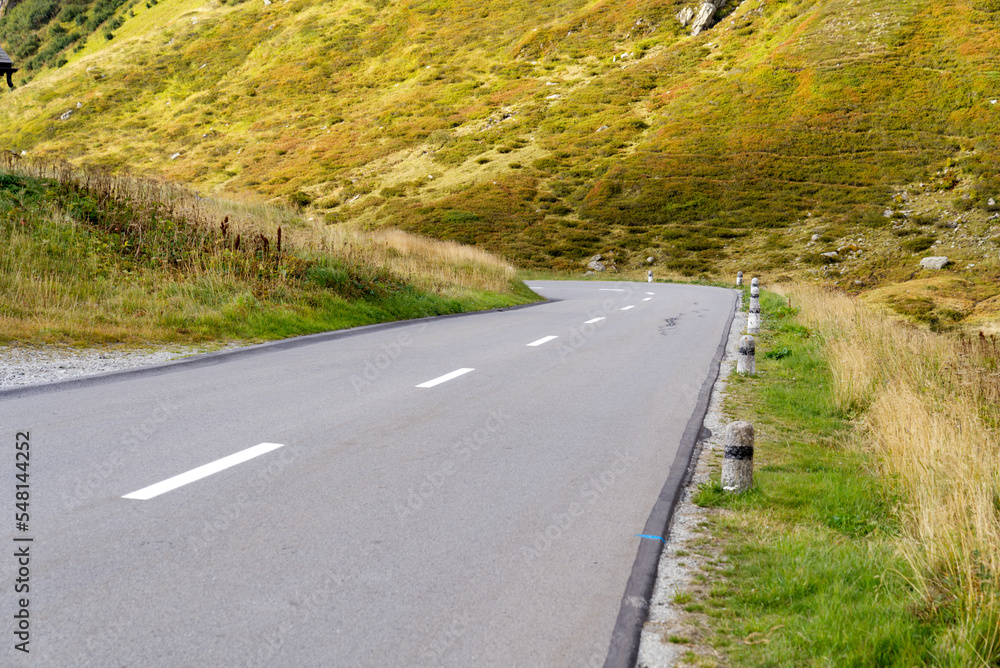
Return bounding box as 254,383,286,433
602,288,739,668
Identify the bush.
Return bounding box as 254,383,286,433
901,236,936,253
287,191,313,209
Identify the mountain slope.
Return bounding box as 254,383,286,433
1,0,999,303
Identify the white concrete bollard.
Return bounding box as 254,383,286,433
736,271,743,286
751,277,759,288
750,284,760,298
647,270,653,283
722,421,754,493
747,305,760,334
737,335,755,375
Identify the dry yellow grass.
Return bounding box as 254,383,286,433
784,284,1000,657
0,160,528,344
314,226,516,296
8,159,517,296
188,187,517,295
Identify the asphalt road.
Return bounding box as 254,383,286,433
1,280,736,667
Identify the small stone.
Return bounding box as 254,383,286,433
989,198,996,206
810,234,821,242
821,251,839,258
646,256,655,264
920,256,950,270
883,209,893,217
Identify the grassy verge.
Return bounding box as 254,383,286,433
674,287,998,665
0,160,536,345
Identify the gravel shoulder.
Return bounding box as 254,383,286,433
0,342,249,390
636,299,743,667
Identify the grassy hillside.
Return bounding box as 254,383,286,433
0,0,135,74
1,0,999,325
0,159,532,343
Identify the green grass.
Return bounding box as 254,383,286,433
682,290,986,665
0,166,533,344
0,0,136,75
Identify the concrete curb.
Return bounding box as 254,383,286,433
603,288,739,667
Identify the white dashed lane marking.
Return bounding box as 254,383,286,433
527,336,559,347
123,442,286,501
416,368,475,388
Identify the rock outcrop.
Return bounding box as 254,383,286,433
690,2,718,35
678,2,717,34
920,256,950,270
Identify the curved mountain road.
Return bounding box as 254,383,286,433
1,280,736,666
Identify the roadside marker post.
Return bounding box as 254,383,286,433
747,303,760,334
748,284,761,334
737,335,755,375
722,421,754,493
749,285,761,332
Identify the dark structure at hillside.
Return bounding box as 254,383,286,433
0,45,16,89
